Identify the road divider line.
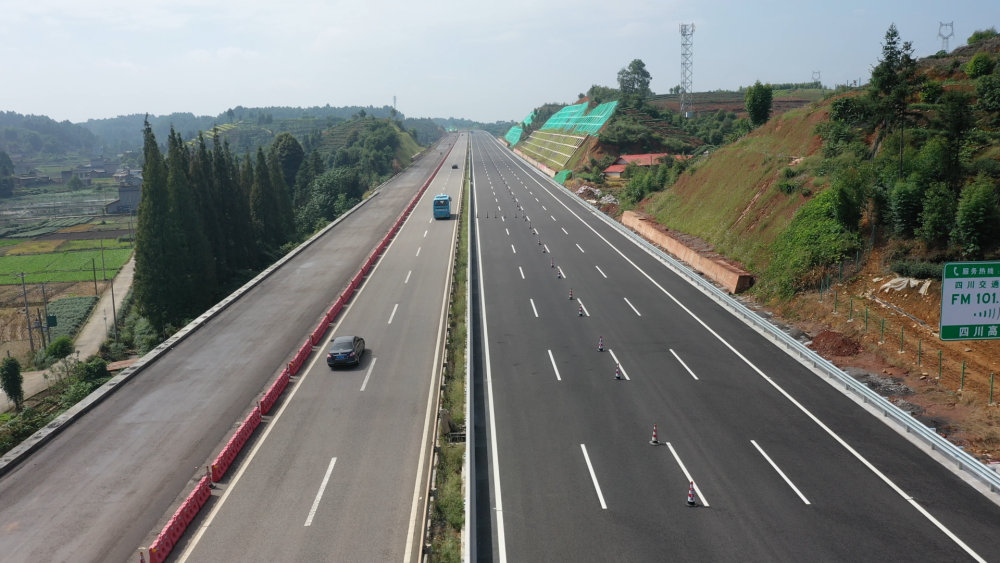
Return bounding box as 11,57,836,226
360,357,378,392
556,266,566,278
543,244,550,253
416,247,421,257
669,349,699,380
562,228,568,234
666,442,709,507
751,440,810,505
576,244,585,253
577,298,590,317
542,206,547,210
511,245,516,254
405,270,411,284
607,350,630,380
548,350,561,381
388,303,399,324
595,265,607,278
424,230,428,237
505,228,509,235
624,297,641,316
551,215,556,221
519,267,525,279
530,299,538,318
304,457,338,526
580,444,607,509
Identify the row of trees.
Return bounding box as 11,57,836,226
134,122,294,332
134,117,413,333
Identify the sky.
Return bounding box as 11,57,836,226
1,0,998,125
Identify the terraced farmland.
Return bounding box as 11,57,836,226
0,248,132,284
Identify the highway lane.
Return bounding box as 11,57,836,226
471,132,1000,562
175,133,468,563
0,135,458,563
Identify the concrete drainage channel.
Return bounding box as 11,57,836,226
500,140,1000,501
130,141,456,563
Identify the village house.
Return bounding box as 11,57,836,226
104,168,143,214
602,153,692,178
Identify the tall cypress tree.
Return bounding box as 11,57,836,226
133,119,173,333
269,152,295,245
166,129,215,322
251,147,278,250
191,133,227,284
240,154,261,267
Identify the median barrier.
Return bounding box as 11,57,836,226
310,322,327,346
210,407,261,481
148,475,212,563
260,369,290,415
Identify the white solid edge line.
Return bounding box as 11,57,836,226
548,349,561,381
669,349,699,380
519,267,525,279
595,265,607,278
577,298,590,317
360,357,378,392
405,270,411,284
530,299,538,318
750,440,811,505
388,303,399,324
624,297,641,316
666,442,709,507
580,444,608,509
304,457,338,526
576,244,585,253
472,141,508,563
607,349,630,380
491,134,987,563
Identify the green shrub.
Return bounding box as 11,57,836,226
0,357,23,410
59,380,93,409
966,53,996,79
921,81,944,103
761,189,859,298
889,180,925,237
890,260,944,279
45,336,74,360
777,179,798,195
76,355,109,383
977,74,1000,124
967,27,998,45
782,167,799,179
916,182,957,246
953,176,1000,257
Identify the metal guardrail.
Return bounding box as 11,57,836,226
503,142,1000,496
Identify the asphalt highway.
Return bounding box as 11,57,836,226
0,134,458,563
174,134,467,563
470,132,1000,562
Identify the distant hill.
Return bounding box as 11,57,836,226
0,111,99,158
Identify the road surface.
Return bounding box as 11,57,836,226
0,134,458,563
470,132,1000,562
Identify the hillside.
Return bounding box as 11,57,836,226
641,103,828,275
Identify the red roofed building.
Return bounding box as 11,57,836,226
602,153,691,178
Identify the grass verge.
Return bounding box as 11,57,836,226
430,142,469,562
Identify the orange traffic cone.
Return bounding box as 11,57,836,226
598,336,604,351
615,364,621,380
569,288,573,299
579,304,584,317
687,482,697,506
649,423,659,445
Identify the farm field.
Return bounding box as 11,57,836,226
0,248,132,284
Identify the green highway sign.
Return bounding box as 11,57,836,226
940,261,1000,341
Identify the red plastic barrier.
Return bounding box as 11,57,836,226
326,297,344,322
288,338,312,375
148,476,212,563
261,368,290,415
311,319,328,345
211,407,262,481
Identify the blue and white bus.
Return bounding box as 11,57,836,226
432,194,452,219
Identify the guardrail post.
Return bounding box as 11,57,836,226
917,339,922,365
900,327,904,353
961,360,966,390
880,318,885,343
834,291,838,314
938,350,942,379
990,373,995,405
849,297,853,321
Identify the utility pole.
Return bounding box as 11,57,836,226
938,22,954,53
100,238,107,280
92,258,98,295
41,283,49,347
19,273,34,354
109,278,119,341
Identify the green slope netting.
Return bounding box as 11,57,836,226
553,170,572,184
540,101,618,135
518,131,587,171
504,126,523,146
522,110,537,127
